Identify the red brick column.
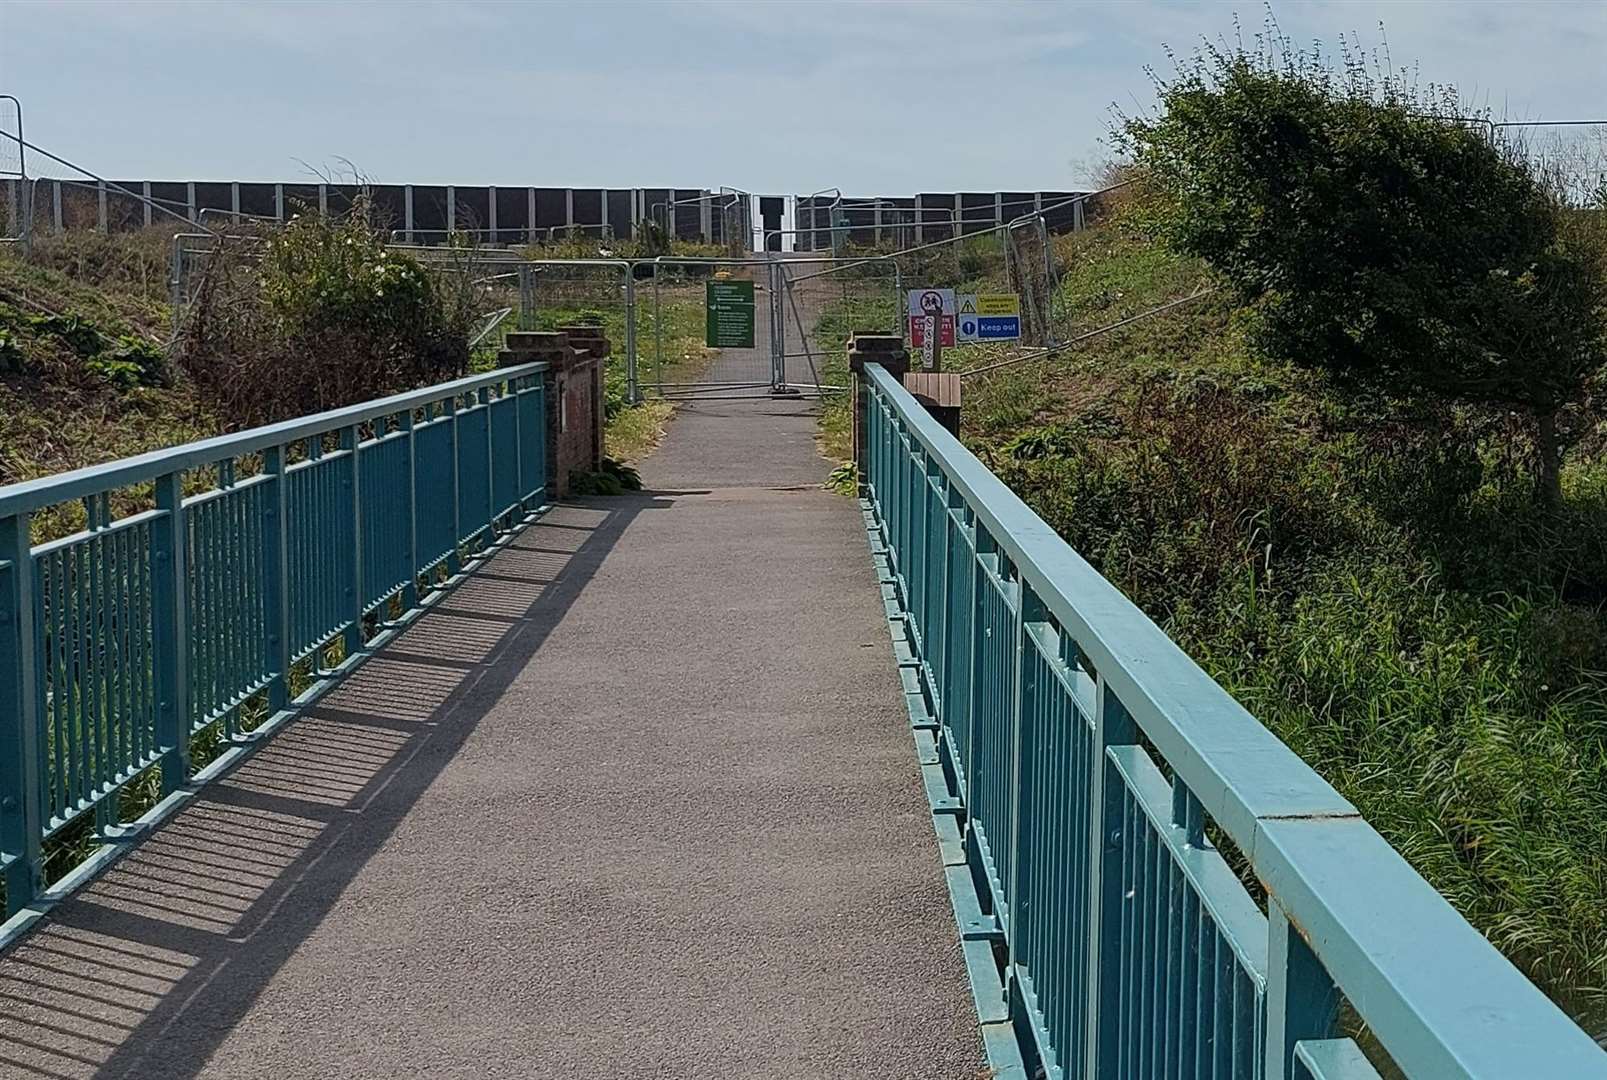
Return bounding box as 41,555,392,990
501,329,610,497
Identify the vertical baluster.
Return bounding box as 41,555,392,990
263,444,288,711
478,386,494,537
81,518,98,810
74,541,90,810
964,525,991,829
1006,585,1043,992
92,517,113,824
223,478,239,737
1087,678,1138,1078
114,526,130,780
445,398,462,574
248,483,263,688
46,549,63,823
1119,790,1137,1079
0,511,44,915
401,411,419,609
201,497,215,728
33,548,49,835
137,524,152,763
224,482,239,733
152,472,190,795
342,425,364,657
1265,899,1338,1080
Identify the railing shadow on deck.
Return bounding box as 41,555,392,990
0,496,666,1080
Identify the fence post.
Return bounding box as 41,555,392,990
341,425,364,656
1085,677,1137,1078
261,445,290,711
152,472,191,795
0,512,44,915
1266,898,1339,1080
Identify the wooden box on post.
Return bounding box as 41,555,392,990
901,372,962,436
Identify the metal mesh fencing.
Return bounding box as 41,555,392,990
1,96,24,240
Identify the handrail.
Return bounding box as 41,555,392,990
0,363,545,518
860,363,1607,1079
1,364,551,920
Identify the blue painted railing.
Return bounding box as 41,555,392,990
859,364,1607,1080
0,364,548,916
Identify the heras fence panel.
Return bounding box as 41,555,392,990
859,363,1607,1080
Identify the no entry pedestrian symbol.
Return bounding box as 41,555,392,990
907,289,955,348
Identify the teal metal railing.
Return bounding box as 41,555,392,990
0,364,548,916
859,364,1607,1080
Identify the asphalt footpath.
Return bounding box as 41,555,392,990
0,393,982,1078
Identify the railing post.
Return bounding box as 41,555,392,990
400,411,419,608
341,425,363,656
261,445,290,711
1006,581,1042,966
152,472,190,795
1085,676,1137,1078
261,443,290,707
478,386,494,533
0,511,44,915
444,397,462,575
1267,899,1339,1080
506,380,524,517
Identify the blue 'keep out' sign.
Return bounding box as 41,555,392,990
977,315,1020,340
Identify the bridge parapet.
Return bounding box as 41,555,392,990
0,364,550,928
858,362,1607,1080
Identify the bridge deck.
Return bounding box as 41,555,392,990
0,397,981,1078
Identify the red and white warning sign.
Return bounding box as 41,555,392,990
907,288,955,348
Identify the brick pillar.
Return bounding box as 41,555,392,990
502,331,575,497
558,325,612,465
846,333,910,475
502,328,612,496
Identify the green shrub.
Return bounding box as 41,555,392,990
1119,35,1607,504
567,457,642,496
0,328,23,373
178,199,477,426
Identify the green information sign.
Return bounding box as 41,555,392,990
705,279,756,348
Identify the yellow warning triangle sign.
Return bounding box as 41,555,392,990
959,296,977,314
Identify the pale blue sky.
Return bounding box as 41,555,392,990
2,0,1604,194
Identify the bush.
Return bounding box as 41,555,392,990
567,458,642,496
1119,33,1607,504
989,379,1362,617
178,200,478,426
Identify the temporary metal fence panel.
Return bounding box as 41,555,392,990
773,255,901,398
646,257,777,400
858,364,1607,1080
0,95,25,242
0,364,548,917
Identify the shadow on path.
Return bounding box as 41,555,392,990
0,499,662,1080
